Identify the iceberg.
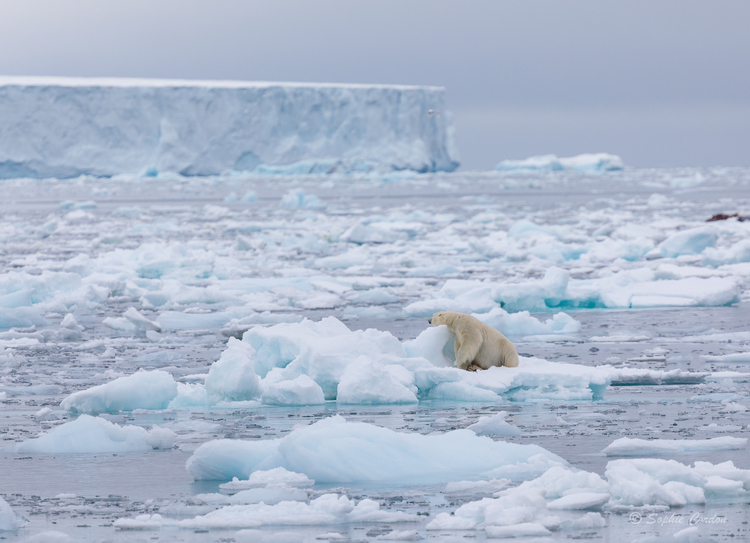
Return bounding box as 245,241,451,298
0,76,459,178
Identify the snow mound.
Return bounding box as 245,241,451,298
602,436,747,456
5,415,175,454
495,153,623,173
186,415,566,483
0,76,459,178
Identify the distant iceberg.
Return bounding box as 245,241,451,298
0,76,460,179
496,153,624,173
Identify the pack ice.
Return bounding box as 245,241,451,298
0,76,459,178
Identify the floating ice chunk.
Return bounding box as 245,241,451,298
0,495,26,531
602,436,747,456
261,374,326,406
609,367,706,385
196,485,309,505
59,200,96,210
606,459,706,507
116,493,417,530
280,189,326,210
606,458,750,507
659,227,718,258
484,523,551,538
474,307,581,338
33,407,59,421
340,222,404,244
22,531,72,542
468,412,521,436
375,530,421,540
102,316,137,332
511,465,609,499
495,153,623,173
590,334,650,343
703,239,750,266
186,415,565,483
336,357,418,405
61,369,178,414
60,313,82,331
559,153,624,172
241,190,258,203
123,307,162,332
220,468,314,493
204,338,261,402
5,415,175,454
492,267,569,312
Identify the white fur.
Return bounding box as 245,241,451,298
429,311,519,371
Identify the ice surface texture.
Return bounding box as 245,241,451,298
0,77,459,178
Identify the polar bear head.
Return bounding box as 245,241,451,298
428,311,463,327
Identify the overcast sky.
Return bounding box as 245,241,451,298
1,1,748,170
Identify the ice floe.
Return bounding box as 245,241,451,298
602,436,747,456
185,415,566,483
5,415,175,454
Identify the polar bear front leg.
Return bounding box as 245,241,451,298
455,329,481,371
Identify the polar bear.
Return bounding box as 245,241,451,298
428,311,519,371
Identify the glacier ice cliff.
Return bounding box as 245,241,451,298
0,76,460,178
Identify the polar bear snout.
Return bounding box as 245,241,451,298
427,317,432,324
